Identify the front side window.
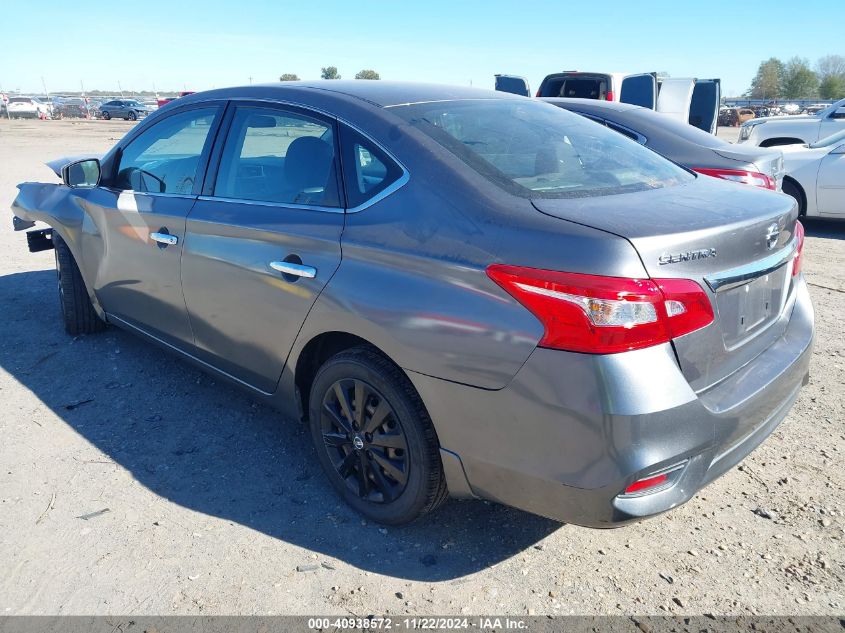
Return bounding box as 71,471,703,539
391,99,692,199
340,126,404,208
114,107,219,194
214,107,340,207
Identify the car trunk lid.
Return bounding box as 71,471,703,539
714,145,785,189
531,177,800,392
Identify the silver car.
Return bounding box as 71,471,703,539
11,83,813,526
99,99,152,121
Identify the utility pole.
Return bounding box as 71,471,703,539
41,76,48,98
118,80,124,97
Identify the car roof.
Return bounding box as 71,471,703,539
179,81,521,109
540,97,643,113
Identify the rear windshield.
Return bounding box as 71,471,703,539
540,76,609,99
390,99,693,199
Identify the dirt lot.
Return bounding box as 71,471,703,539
0,119,843,616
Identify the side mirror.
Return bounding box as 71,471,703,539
62,158,101,188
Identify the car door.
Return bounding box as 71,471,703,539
82,104,224,346
817,142,845,215
818,105,845,140
619,73,657,109
656,78,696,124
180,103,344,393
688,78,720,134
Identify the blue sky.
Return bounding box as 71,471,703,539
2,0,843,97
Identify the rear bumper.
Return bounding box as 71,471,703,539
410,278,814,527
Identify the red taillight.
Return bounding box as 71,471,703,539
654,278,717,339
693,167,776,190
623,473,668,494
535,88,541,97
486,265,715,354
793,220,805,277
605,90,614,102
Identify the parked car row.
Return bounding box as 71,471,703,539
495,71,722,134
718,106,756,127
11,81,814,529
0,95,161,120
5,96,52,119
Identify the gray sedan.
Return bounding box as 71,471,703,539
12,83,813,527
99,99,152,121
545,98,785,191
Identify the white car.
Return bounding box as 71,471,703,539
780,129,845,217
738,98,845,147
6,97,50,119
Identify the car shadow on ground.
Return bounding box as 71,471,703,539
802,216,845,240
0,268,561,581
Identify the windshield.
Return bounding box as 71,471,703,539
390,99,693,199
814,99,845,118
810,129,845,148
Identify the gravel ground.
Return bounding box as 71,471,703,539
0,119,843,616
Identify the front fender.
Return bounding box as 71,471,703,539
11,182,105,318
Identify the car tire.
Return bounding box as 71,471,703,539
308,347,448,525
128,111,137,121
782,179,806,217
54,234,107,336
102,111,110,120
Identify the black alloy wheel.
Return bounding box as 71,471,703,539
320,377,409,503
308,347,447,525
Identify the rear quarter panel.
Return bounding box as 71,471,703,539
284,104,650,391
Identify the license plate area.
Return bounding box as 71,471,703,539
717,265,788,349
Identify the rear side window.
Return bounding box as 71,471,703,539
214,106,340,207
115,107,220,194
391,99,692,199
578,113,642,143
340,125,404,208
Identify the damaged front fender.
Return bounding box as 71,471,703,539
11,181,106,319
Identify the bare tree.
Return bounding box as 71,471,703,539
815,55,845,82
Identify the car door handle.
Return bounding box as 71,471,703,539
150,232,178,246
269,261,317,279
